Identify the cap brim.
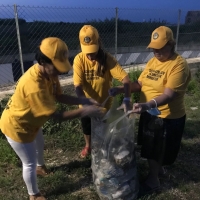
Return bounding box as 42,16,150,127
147,41,167,49
52,59,72,73
81,44,99,54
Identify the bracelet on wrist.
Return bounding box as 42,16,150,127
150,98,157,108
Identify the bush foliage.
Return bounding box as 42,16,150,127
113,69,142,104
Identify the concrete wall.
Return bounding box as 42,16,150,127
0,45,200,64
1,49,200,86
0,64,14,85
117,50,200,66
0,57,200,100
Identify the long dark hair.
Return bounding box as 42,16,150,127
35,48,52,65
95,39,107,77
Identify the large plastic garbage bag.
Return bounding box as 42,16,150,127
91,98,139,200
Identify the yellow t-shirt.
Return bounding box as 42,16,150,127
0,64,62,143
73,52,128,110
138,53,191,119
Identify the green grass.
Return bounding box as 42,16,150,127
1,71,200,199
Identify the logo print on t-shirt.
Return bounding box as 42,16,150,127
85,70,99,80
146,69,165,81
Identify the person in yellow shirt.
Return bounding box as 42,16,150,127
73,25,131,158
111,26,191,196
0,37,102,200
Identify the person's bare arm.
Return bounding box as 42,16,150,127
148,88,177,107
75,85,86,98
56,84,98,107
56,94,95,105
122,75,131,98
51,105,103,122
109,80,142,96
130,81,142,92
132,87,178,113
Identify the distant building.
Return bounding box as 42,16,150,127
185,11,200,24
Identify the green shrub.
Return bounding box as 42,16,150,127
0,138,19,165
113,68,142,105
187,65,200,95
129,69,142,103
187,79,198,94
43,103,81,136
0,95,11,138
0,95,18,165
195,66,200,83
112,79,124,105
0,95,10,116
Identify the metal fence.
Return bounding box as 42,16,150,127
0,5,200,87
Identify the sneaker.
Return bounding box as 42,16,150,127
80,146,91,158
29,193,46,200
36,165,50,176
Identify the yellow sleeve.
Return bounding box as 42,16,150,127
107,53,128,81
166,62,191,93
26,90,57,117
73,55,84,86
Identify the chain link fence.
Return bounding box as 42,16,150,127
0,5,200,87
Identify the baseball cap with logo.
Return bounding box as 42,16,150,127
79,25,99,54
147,26,175,49
40,37,72,73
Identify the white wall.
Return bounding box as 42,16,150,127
1,50,200,85
0,63,14,85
